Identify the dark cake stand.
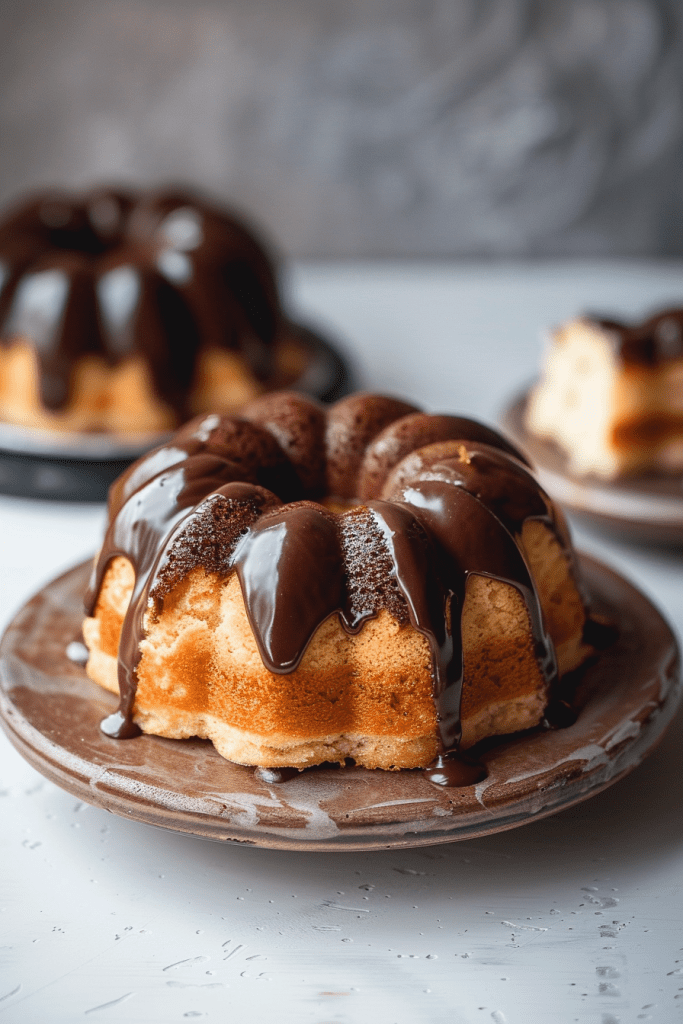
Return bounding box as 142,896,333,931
0,325,352,503
0,554,679,851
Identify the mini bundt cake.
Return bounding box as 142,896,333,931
526,308,683,478
0,186,302,435
83,391,594,771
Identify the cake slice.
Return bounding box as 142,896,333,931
526,311,683,478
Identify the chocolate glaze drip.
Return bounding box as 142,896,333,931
86,461,271,738
423,754,487,787
365,500,455,746
592,308,683,366
0,187,281,416
395,481,557,749
235,503,345,672
87,394,569,760
381,439,587,605
542,698,578,730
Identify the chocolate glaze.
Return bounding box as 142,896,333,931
108,412,302,519
86,463,274,738
542,698,578,730
242,392,329,496
234,502,346,672
394,481,557,748
592,308,683,366
325,393,420,498
423,754,487,787
87,393,574,761
0,187,281,417
380,439,587,605
358,413,530,499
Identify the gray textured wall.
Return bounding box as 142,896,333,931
1,0,683,258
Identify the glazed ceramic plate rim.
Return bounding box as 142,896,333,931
0,324,349,462
0,555,680,851
502,388,683,528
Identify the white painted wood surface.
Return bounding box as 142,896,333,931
1,261,682,1024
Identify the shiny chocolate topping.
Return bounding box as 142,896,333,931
593,308,683,366
235,502,346,672
394,480,556,749
358,412,530,499
0,186,281,416
87,393,570,768
108,411,301,519
86,460,271,738
423,753,487,787
381,438,584,595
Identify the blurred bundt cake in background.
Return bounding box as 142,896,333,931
0,186,318,437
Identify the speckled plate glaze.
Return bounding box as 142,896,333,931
502,390,683,546
0,557,679,851
0,325,351,501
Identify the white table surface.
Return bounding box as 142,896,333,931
1,261,683,1024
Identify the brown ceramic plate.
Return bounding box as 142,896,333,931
0,557,679,852
502,389,683,546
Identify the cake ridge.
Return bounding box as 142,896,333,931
381,438,584,591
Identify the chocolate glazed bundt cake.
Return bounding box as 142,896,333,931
0,186,292,435
83,392,594,773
